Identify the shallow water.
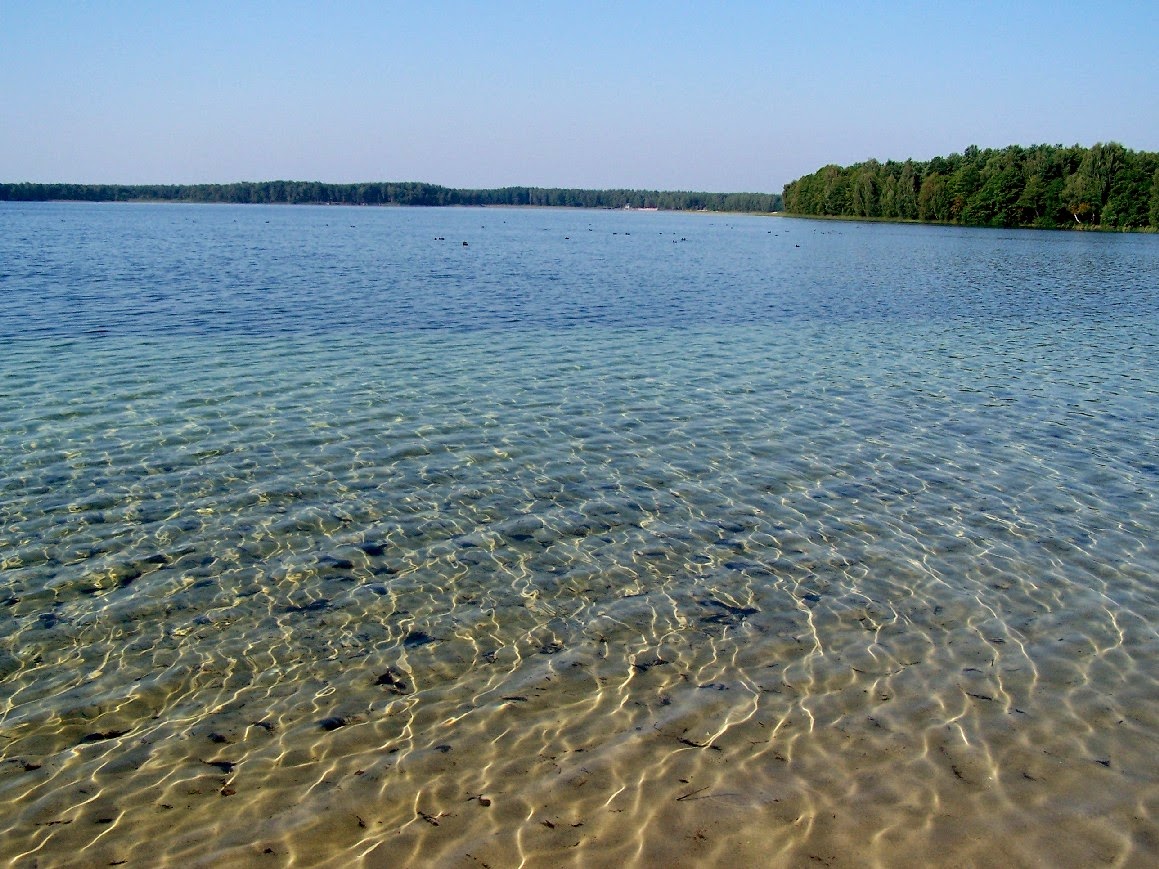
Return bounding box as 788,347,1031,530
1,203,1158,867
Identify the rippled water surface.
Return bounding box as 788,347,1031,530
1,203,1158,867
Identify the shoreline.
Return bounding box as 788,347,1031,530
0,182,785,215
778,210,1159,233
0,198,788,217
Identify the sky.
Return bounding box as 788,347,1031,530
3,1,1158,192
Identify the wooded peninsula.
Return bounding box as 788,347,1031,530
782,142,1159,230
0,182,781,214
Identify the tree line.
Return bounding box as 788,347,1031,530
782,143,1159,230
0,181,782,213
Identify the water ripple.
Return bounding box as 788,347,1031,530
1,207,1158,866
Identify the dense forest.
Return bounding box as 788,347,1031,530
782,143,1159,230
0,181,781,213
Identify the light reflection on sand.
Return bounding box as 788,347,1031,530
2,323,1158,867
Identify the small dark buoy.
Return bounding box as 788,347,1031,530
462,241,468,246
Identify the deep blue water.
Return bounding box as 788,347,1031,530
4,201,1157,338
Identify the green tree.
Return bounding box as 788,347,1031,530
895,161,919,220
1015,174,1047,225
918,173,949,221
850,163,880,216
1062,171,1097,224
1150,167,1159,228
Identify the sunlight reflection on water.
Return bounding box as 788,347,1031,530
1,204,1158,866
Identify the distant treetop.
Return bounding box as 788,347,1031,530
0,182,782,214
782,143,1159,230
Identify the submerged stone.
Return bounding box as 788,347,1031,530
403,630,436,648
79,730,130,744
375,667,411,694
284,598,330,614
699,599,759,627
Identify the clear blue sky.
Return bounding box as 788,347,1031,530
3,1,1158,191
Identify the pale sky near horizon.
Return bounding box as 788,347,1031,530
3,1,1158,192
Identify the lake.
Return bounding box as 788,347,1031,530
1,202,1157,867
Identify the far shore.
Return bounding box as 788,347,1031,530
0,182,785,215
1,197,795,218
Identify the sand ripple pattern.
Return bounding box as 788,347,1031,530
1,208,1158,867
